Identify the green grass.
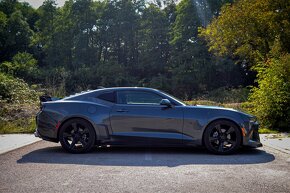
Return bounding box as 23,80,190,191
258,128,279,134
0,117,35,134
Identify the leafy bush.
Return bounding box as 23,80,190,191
249,54,290,130
0,52,38,81
0,72,40,133
0,72,38,103
0,105,37,134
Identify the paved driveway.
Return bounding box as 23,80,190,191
0,141,289,193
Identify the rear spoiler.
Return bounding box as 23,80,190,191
39,95,61,102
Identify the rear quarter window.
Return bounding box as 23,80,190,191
97,92,116,103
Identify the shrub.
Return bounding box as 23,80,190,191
249,54,290,131
0,73,40,133
192,86,250,103
0,72,38,103
0,52,38,82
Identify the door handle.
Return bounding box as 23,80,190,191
116,109,129,112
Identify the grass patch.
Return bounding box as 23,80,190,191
0,101,38,134
258,128,279,134
0,117,36,134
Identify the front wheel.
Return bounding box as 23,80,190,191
204,120,242,155
59,118,96,153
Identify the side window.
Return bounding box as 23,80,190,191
117,91,163,105
97,92,116,103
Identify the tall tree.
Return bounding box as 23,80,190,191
138,4,170,84
200,0,290,65
33,0,57,66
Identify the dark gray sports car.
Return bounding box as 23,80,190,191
35,87,262,154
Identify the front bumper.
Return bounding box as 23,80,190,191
243,121,263,148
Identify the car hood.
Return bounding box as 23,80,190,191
185,105,255,119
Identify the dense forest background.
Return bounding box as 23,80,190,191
0,0,289,132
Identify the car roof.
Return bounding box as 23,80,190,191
63,87,160,100
96,87,159,92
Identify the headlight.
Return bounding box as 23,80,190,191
248,116,258,130
249,116,257,123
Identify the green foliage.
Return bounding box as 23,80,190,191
39,67,68,97
0,100,37,134
249,54,290,130
193,86,250,103
0,72,40,134
200,0,290,131
0,72,38,103
258,128,279,134
0,52,38,81
199,0,290,65
27,0,245,97
0,117,36,134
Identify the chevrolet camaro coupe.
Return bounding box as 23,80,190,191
35,87,262,154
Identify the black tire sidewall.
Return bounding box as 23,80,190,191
59,118,96,153
204,120,242,155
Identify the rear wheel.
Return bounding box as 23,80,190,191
59,118,96,153
204,120,241,155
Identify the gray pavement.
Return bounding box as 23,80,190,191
0,134,41,154
0,141,289,193
260,134,290,154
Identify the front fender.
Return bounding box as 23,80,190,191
182,106,245,146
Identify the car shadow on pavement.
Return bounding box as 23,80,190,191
17,146,275,167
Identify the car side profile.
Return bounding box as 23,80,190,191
35,87,262,154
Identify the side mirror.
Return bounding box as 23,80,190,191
160,99,172,107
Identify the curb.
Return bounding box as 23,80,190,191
0,139,42,155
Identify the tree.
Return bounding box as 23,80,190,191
249,54,290,130
0,10,33,62
138,4,170,84
200,0,290,65
200,0,290,130
168,0,243,99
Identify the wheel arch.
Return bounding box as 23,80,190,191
57,116,99,142
201,118,243,146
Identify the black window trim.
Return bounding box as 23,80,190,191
116,90,179,106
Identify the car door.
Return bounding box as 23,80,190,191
110,90,184,146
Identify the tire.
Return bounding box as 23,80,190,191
59,118,96,153
204,120,242,155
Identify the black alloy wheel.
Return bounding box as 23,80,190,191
59,118,96,153
204,120,242,155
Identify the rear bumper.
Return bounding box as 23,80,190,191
34,130,40,138
34,127,59,143
35,110,59,142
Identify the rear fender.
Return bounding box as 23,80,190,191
57,115,111,142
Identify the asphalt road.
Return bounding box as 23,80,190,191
0,141,289,193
